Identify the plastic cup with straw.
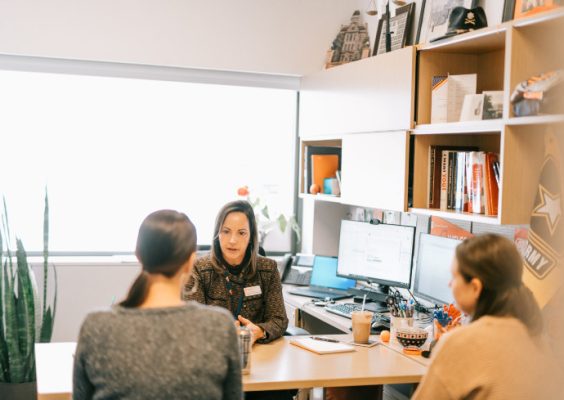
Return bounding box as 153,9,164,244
353,294,371,344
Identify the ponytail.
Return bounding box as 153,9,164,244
120,271,150,308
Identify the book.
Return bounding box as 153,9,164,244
484,152,499,216
467,151,485,214
440,150,449,211
306,146,341,190
430,216,474,240
454,152,466,212
311,154,339,193
428,145,478,209
431,74,477,123
290,337,356,355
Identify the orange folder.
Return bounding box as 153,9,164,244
311,154,339,192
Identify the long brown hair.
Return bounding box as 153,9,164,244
455,233,542,336
211,200,259,278
120,209,197,308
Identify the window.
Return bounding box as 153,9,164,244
0,69,297,253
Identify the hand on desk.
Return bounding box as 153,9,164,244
236,315,265,344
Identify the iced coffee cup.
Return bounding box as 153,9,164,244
351,310,373,344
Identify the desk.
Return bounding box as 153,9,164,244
36,336,426,399
283,285,431,367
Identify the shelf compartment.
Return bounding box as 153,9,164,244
509,14,564,118
299,139,342,195
500,123,563,224
411,132,501,220
416,34,507,125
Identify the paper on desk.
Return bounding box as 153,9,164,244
290,337,355,355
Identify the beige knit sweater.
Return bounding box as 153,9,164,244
412,316,563,400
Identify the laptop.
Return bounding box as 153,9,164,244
288,256,355,300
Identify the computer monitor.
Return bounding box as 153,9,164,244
310,256,356,290
337,220,415,289
413,233,462,305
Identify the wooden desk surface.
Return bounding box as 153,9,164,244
243,335,427,391
37,336,427,399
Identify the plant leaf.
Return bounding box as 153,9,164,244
289,216,301,244
15,239,36,382
261,205,270,219
277,214,287,232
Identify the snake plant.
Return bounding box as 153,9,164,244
0,191,56,383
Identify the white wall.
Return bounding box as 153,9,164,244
0,0,369,76
33,262,140,342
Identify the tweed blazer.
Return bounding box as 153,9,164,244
184,254,288,342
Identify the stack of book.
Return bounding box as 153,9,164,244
428,146,500,216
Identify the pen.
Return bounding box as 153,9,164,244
310,336,340,343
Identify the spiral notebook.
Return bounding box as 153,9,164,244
290,337,355,355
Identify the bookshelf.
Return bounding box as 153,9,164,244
410,9,564,225
298,8,563,226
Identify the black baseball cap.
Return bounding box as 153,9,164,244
431,6,488,42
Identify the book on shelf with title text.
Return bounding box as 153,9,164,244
428,145,478,209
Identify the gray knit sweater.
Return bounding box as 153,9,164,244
73,302,242,400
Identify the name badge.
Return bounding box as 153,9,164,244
244,285,262,297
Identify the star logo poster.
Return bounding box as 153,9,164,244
523,131,563,307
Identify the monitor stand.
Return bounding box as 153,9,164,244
348,284,389,307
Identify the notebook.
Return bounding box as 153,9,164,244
290,337,355,354
288,256,355,300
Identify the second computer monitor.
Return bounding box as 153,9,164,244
337,220,415,289
413,233,463,305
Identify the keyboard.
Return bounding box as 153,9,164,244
325,303,391,325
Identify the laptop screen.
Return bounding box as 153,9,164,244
310,256,356,290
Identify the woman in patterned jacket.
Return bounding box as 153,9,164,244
184,200,288,343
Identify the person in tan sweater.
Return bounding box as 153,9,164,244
413,233,563,399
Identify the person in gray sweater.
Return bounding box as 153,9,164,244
73,209,242,400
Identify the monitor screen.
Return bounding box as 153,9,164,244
413,233,462,305
310,256,356,290
337,220,415,288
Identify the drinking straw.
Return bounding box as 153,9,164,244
361,294,367,312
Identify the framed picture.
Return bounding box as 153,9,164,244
373,3,415,55
418,0,478,44
513,0,560,19
502,0,516,21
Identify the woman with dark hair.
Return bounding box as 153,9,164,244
184,200,288,343
413,233,561,399
184,200,291,400
73,210,242,400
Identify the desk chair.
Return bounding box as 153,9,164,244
259,247,310,338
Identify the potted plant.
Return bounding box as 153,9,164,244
0,192,57,400
237,186,301,248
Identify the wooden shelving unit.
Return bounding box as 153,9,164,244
297,8,563,226
410,9,564,225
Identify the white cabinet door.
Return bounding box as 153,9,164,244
341,131,409,211
299,46,415,138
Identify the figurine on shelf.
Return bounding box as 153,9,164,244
325,10,371,69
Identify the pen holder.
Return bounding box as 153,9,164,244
390,316,414,343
